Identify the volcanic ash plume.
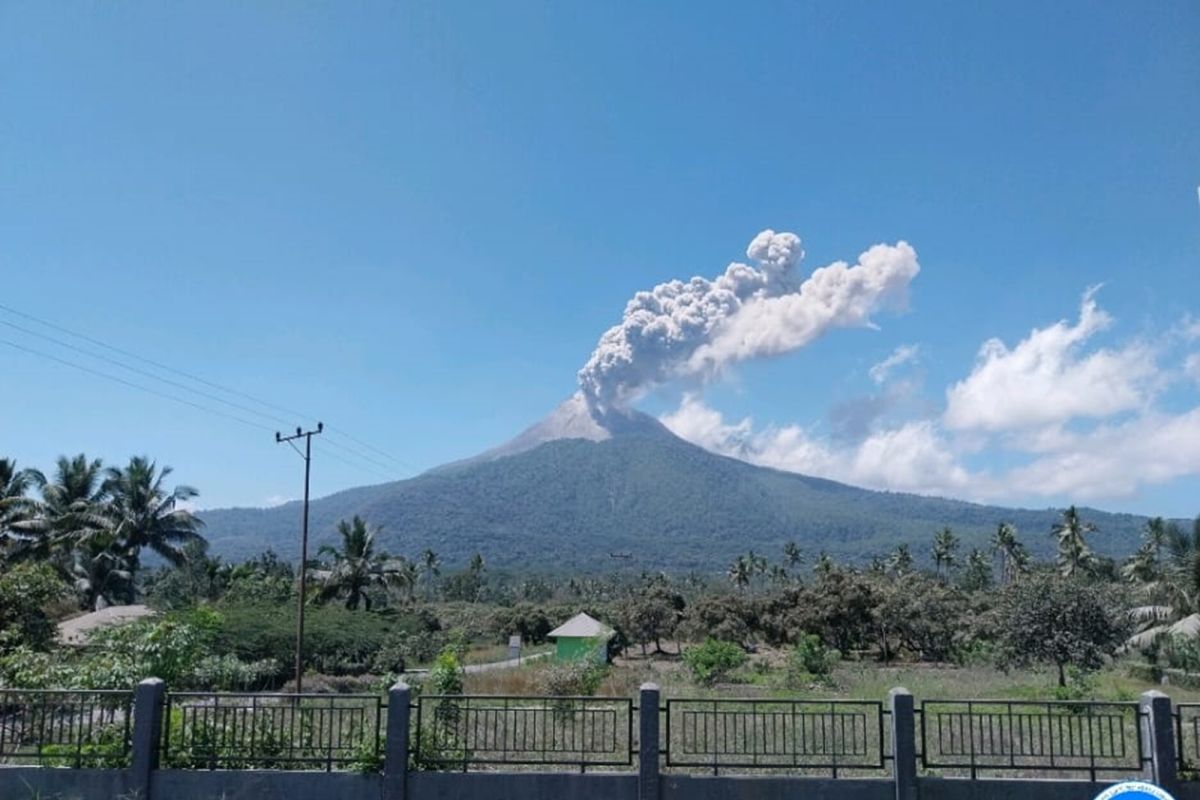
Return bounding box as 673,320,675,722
577,230,920,411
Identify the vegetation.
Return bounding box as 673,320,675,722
3,448,1200,707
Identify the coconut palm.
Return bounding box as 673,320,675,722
0,458,44,551
990,522,1029,585
314,515,401,611
932,527,959,577
1051,505,1096,578
102,457,205,594
14,454,111,564
420,548,441,601
887,544,914,575
727,554,751,593
1127,517,1200,648
1122,518,1169,584
782,541,803,570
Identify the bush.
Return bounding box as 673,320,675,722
784,633,839,688
539,660,606,696
186,654,283,691
428,650,464,695
682,639,747,685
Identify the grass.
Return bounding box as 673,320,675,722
471,645,1200,703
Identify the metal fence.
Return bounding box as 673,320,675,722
1176,703,1200,778
160,692,384,771
919,700,1145,780
0,689,133,767
412,694,634,771
661,698,888,776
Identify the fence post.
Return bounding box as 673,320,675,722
384,682,411,800
1141,690,1179,793
639,683,660,800
890,687,918,800
131,678,165,800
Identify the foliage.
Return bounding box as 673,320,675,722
187,654,283,691
428,649,464,695
680,594,755,647
682,638,747,685
996,573,1129,686
616,576,684,654
314,515,408,611
538,660,607,696
0,561,67,652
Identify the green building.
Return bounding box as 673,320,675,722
548,612,613,664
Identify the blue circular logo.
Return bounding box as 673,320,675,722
1093,783,1176,800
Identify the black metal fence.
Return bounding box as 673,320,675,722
0,689,133,767
661,698,888,776
1176,703,1200,778
160,692,384,771
919,700,1145,780
412,694,634,771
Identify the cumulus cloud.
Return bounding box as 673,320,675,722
660,394,969,496
944,289,1158,432
578,230,919,410
869,344,920,384
660,291,1200,506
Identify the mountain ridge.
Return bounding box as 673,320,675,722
198,398,1154,571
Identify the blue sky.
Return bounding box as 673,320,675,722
1,2,1197,517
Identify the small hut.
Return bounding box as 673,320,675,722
548,612,613,664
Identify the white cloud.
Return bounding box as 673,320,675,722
869,344,920,384
264,495,294,508
660,394,969,496
661,290,1200,506
1186,354,1200,386
944,290,1158,432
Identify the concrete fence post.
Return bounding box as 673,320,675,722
384,682,411,800
131,677,165,800
890,687,918,800
1141,690,1179,793
639,683,660,800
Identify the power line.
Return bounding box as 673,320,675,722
1,335,398,482
0,301,421,473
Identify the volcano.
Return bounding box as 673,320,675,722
199,396,1150,571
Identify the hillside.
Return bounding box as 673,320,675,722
199,408,1152,571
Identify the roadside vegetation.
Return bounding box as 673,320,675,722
3,453,1200,703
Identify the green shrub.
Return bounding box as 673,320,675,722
186,654,283,691
784,633,839,688
539,660,607,696
682,639,747,685
428,650,464,696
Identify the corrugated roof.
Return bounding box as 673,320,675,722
548,612,612,639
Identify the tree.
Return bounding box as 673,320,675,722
990,522,1028,585
421,549,441,601
617,577,684,655
1051,505,1096,578
959,548,993,592
887,544,914,575
997,573,1127,686
727,555,751,593
0,562,67,652
1122,517,1168,585
1127,516,1200,649
782,541,803,570
314,516,401,611
932,527,959,578
103,457,206,597
0,458,44,550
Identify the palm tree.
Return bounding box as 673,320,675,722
990,522,1029,585
314,516,400,611
782,541,803,570
727,555,751,593
887,544,914,575
1051,505,1096,578
1123,518,1169,584
932,527,959,578
420,548,441,602
1128,516,1200,649
102,457,205,598
0,458,44,551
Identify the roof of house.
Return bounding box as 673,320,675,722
57,604,155,645
548,612,613,640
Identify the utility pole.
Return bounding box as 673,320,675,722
275,422,323,694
